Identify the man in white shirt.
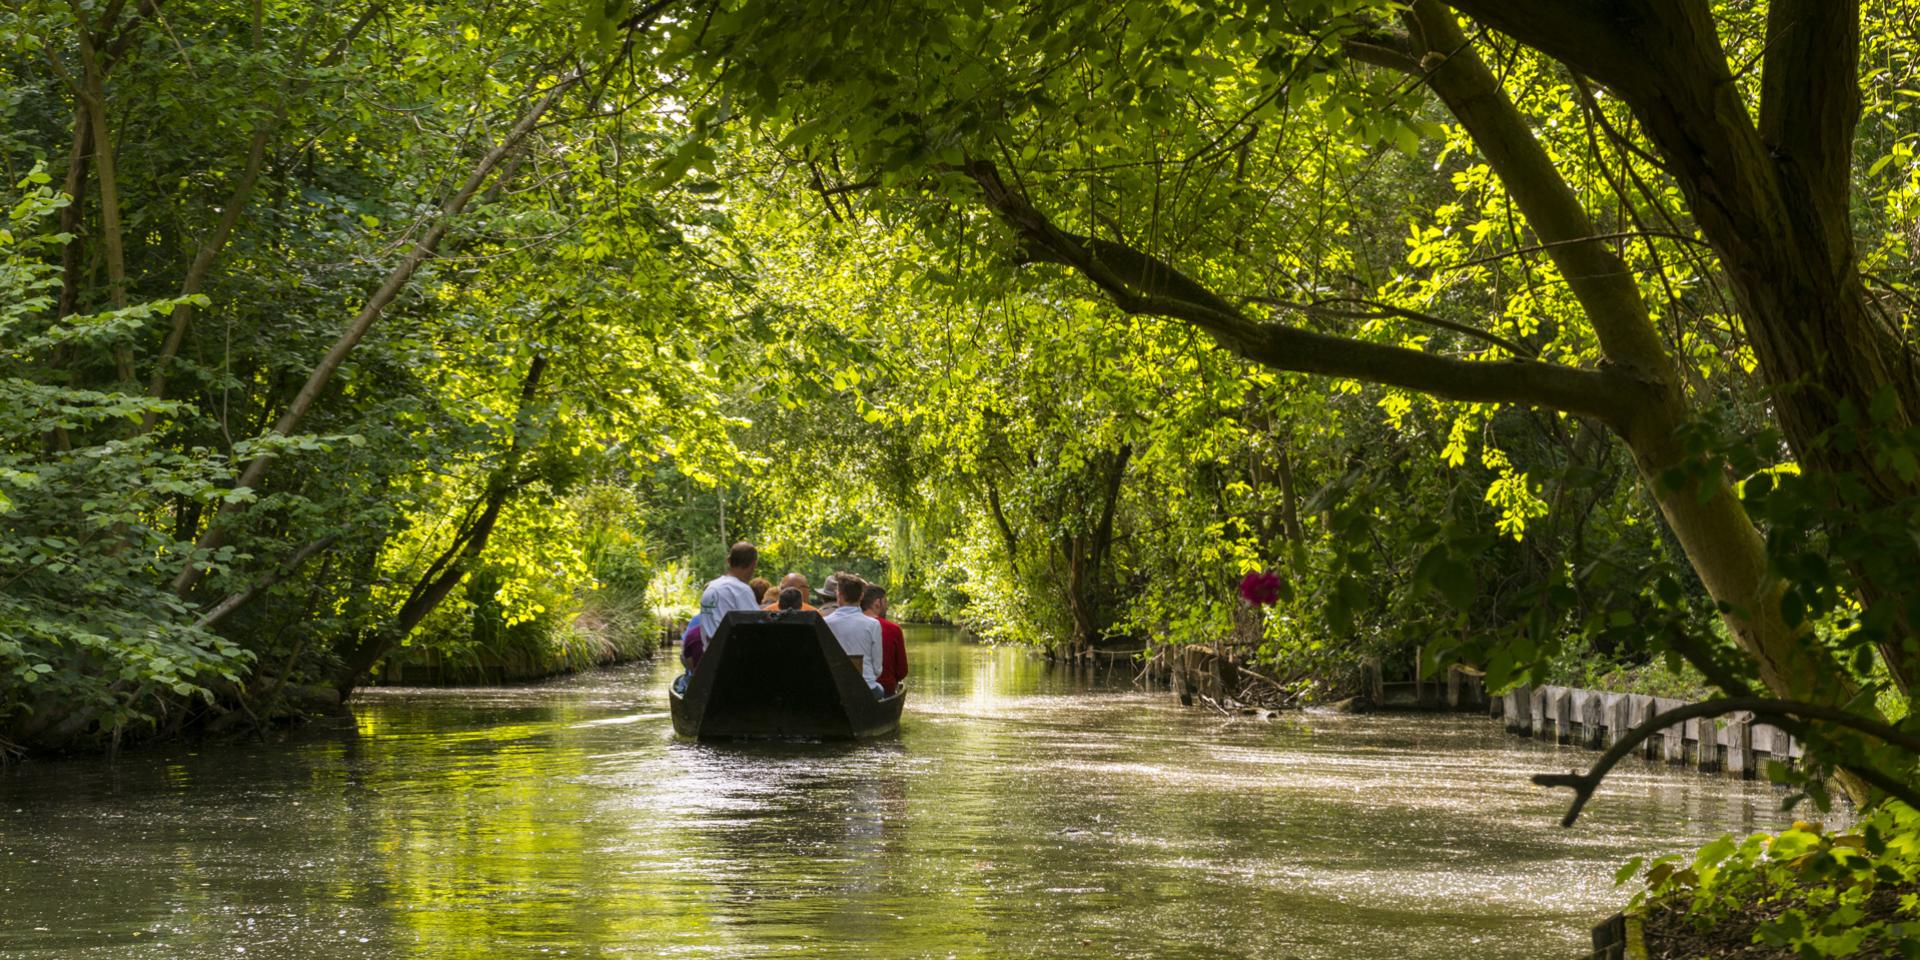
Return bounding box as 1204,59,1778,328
821,573,884,697
698,542,762,639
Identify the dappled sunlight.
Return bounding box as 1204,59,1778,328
0,629,1807,960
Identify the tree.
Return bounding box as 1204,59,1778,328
0,0,746,749
666,0,1919,795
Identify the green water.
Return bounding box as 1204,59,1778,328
0,627,1798,959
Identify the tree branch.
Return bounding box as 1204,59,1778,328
193,534,343,629
1240,294,1534,358
963,159,1641,426
1343,29,1421,74
173,71,580,596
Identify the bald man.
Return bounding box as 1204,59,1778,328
761,571,817,612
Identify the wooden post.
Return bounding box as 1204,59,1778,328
1213,653,1236,701
1608,694,1633,747
1465,672,1485,710
1505,685,1532,735
1591,912,1627,960
1725,714,1754,780
1554,688,1575,744
1414,645,1427,709
1696,718,1721,774
1532,686,1553,740
1656,698,1688,763
1755,722,1796,776
1581,693,1606,749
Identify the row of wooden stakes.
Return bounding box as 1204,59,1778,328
1496,684,1804,779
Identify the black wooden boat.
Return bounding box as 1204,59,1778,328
669,610,906,740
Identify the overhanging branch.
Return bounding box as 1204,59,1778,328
963,160,1642,427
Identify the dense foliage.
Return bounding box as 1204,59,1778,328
2,0,1918,850
1623,807,1920,957
0,0,757,749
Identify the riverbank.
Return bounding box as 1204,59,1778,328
376,591,667,686
1588,804,1917,959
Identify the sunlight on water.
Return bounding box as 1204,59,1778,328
0,626,1806,959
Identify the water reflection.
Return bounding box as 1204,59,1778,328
0,626,1803,959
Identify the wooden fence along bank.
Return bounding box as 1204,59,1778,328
1353,657,1807,779
1492,683,1805,778
1497,687,1813,960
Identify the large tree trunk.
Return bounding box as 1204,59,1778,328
1441,0,1920,691
1393,2,1846,703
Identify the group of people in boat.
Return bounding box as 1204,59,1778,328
676,541,909,699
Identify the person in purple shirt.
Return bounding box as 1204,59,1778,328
673,614,704,694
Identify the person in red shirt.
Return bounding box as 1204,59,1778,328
860,584,908,695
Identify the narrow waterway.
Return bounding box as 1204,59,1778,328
1,627,1799,959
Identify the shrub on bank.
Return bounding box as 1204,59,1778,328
384,565,658,685
1620,805,1920,957
1547,656,1714,702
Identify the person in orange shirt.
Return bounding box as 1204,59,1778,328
761,572,817,611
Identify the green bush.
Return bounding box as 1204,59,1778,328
0,169,251,749
1622,804,1920,957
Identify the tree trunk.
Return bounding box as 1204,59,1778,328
1442,0,1920,692
66,5,132,381
1062,534,1094,658
1060,444,1130,659
332,355,547,696
983,473,1022,575
1274,441,1303,545
1399,1,1857,705
56,107,90,321
172,73,576,597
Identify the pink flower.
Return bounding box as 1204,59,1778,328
1239,570,1282,606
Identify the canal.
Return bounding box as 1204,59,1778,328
0,626,1799,959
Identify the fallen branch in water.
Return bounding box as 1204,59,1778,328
1534,697,1920,827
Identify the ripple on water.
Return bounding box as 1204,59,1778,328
0,629,1812,960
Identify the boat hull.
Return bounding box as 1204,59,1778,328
669,611,905,740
